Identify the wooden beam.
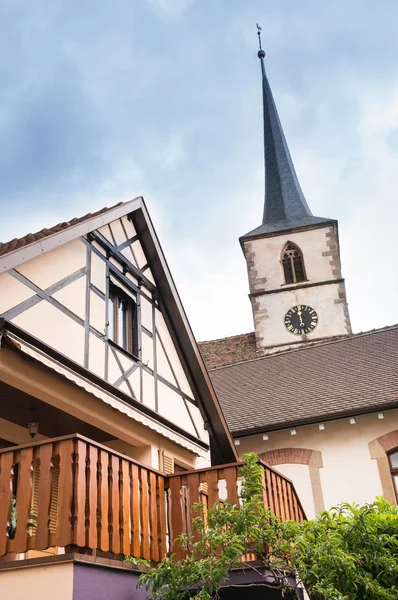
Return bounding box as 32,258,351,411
9,269,104,341
89,231,156,294
3,267,86,321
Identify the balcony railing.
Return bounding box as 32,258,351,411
0,434,306,560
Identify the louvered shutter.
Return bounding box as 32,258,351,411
159,450,174,475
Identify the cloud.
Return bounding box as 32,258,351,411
147,0,195,20
1,0,398,341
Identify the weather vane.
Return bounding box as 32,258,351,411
256,23,265,59
256,23,263,51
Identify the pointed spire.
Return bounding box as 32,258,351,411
241,27,332,240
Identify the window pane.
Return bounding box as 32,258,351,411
122,299,129,350
283,257,294,284
293,255,305,282
390,451,398,468
108,296,115,341
131,300,138,356
117,298,129,350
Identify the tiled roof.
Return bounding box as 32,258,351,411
205,325,398,435
0,201,125,258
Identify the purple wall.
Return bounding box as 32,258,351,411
73,563,148,600
73,562,303,600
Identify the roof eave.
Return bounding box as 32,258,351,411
0,197,143,273
239,218,337,249
0,319,209,452
130,202,238,464
231,402,398,439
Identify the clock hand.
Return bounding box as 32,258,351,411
297,307,305,329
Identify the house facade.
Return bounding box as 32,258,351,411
0,197,235,471
0,196,305,599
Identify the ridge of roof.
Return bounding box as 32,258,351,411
206,324,398,372
0,200,128,258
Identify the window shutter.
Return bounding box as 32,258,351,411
159,450,174,475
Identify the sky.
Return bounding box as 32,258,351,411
0,0,398,341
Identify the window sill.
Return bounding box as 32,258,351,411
281,279,309,287
108,339,140,363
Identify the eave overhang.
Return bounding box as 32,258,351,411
0,320,210,456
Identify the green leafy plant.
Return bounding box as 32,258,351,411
8,495,37,540
293,498,398,600
125,454,398,600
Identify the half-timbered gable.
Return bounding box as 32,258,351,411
0,197,235,467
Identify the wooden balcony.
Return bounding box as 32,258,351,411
0,434,306,561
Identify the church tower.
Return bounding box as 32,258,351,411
240,32,351,352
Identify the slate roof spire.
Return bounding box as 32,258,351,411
241,27,332,240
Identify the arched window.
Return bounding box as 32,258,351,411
281,242,306,284
388,449,398,501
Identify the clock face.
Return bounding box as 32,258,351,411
284,305,318,335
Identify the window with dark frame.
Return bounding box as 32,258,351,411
282,242,306,285
108,283,138,357
388,449,398,501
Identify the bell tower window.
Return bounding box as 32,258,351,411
282,242,306,284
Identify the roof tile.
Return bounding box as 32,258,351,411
0,201,125,258
202,326,398,434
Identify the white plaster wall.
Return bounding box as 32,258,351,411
3,239,88,365
142,332,154,370
245,225,337,293
155,307,195,397
132,239,147,269
141,296,153,331
128,367,141,401
88,332,105,378
256,281,349,348
189,403,210,444
107,349,122,384
97,225,113,244
157,381,197,436
52,276,86,321
13,302,85,365
275,463,315,519
109,219,128,246
90,252,106,294
142,369,156,411
15,239,86,290
89,291,106,334
237,409,398,515
0,272,35,313
0,562,73,600
121,215,136,239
